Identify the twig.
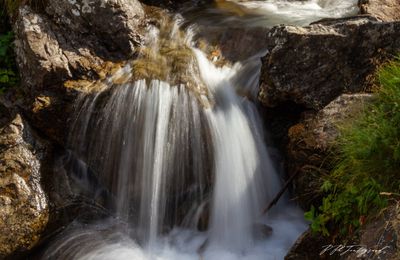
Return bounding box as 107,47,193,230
262,169,302,214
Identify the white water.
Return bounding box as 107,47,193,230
236,0,359,25
184,0,358,27
41,1,358,259
43,52,307,258
44,42,306,260
195,49,283,251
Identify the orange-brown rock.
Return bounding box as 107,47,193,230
359,0,400,22
0,107,49,258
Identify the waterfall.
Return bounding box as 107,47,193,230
194,49,282,251
39,1,359,258
41,16,307,258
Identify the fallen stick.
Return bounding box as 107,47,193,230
262,169,301,214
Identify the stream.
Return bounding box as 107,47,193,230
40,1,358,259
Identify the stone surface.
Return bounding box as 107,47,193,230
142,0,209,9
0,107,49,258
286,203,400,260
259,16,400,110
285,228,331,260
286,94,372,209
345,202,400,260
12,0,145,144
195,26,269,64
359,0,400,22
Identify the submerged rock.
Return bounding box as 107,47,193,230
0,107,49,258
253,223,273,239
286,94,372,209
259,16,400,109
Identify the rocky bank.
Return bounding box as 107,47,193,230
265,1,400,259
0,0,399,258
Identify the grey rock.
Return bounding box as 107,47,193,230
259,16,400,109
12,0,145,144
45,0,144,57
345,202,400,260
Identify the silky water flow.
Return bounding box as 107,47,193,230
41,1,360,259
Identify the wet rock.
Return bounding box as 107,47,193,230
285,228,331,260
259,16,400,109
12,0,145,144
359,0,400,22
286,94,372,209
0,107,49,258
195,26,269,63
142,0,211,10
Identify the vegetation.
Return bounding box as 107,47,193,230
0,31,19,93
0,0,19,93
1,0,47,15
306,57,400,237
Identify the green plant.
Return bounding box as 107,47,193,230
306,57,400,236
0,0,48,17
0,3,19,93
0,31,19,93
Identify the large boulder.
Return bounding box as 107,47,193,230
12,0,145,144
345,202,400,260
259,16,400,110
359,0,400,22
0,107,49,258
286,94,372,209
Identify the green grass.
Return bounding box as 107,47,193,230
0,0,19,93
306,57,400,237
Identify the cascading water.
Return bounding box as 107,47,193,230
194,49,283,251
41,1,358,259
182,0,358,27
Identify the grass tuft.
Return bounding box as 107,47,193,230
306,57,400,237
